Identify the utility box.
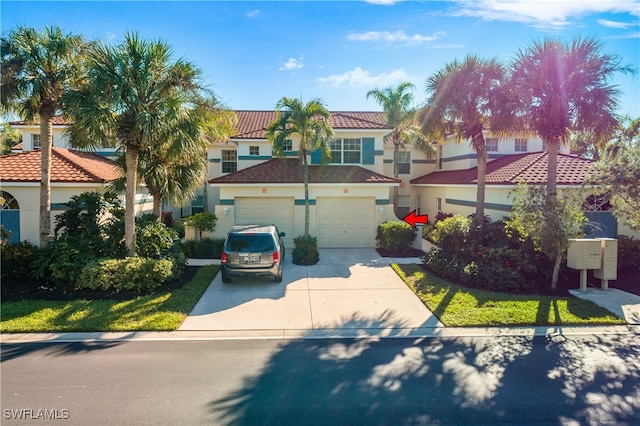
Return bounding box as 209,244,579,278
567,239,602,270
594,238,618,282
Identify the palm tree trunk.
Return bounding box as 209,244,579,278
551,247,563,291
474,138,487,228
393,139,399,217
546,138,559,205
152,193,162,217
302,151,310,237
39,109,54,247
125,144,139,256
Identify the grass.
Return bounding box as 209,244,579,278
0,265,219,333
392,264,625,327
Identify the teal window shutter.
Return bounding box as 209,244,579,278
362,137,375,164
310,149,323,164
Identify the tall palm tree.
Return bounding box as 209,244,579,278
1,25,86,246
64,32,210,255
510,37,632,205
265,97,334,237
367,82,433,216
420,55,507,226
110,104,236,216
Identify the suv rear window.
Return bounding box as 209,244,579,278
226,234,275,252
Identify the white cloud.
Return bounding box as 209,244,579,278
348,30,446,45
279,55,304,71
317,67,410,88
450,0,640,30
598,19,633,29
246,9,260,18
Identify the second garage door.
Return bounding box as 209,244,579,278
316,197,375,248
234,197,294,247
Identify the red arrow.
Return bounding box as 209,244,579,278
402,210,428,228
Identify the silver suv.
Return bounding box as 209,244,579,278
221,225,286,283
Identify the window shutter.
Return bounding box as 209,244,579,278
362,137,375,164
310,148,323,164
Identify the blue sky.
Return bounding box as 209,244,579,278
2,1,639,116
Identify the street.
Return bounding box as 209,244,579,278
2,332,639,425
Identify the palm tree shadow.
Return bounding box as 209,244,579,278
208,320,640,425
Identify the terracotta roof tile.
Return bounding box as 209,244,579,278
231,110,390,139
410,152,594,186
209,158,399,185
0,148,121,183
9,116,71,126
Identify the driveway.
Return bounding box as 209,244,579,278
179,249,443,338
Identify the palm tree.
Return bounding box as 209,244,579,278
420,55,507,226
265,97,334,237
1,26,85,246
64,32,210,255
510,37,632,205
110,104,236,217
367,82,433,216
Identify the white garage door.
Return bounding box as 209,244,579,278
316,197,375,248
235,197,294,247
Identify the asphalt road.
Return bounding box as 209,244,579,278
2,333,639,425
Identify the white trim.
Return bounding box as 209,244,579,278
209,182,399,188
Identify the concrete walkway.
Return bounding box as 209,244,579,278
570,288,640,325
179,249,443,338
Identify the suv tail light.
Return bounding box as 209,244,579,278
221,252,227,264
273,250,279,263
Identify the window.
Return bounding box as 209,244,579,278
515,138,527,152
330,138,361,164
221,150,237,173
437,197,442,212
249,146,259,156
32,134,41,149
486,138,498,152
398,151,411,174
283,140,293,151
438,146,443,170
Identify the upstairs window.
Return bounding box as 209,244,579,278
221,150,237,173
283,140,293,151
330,138,361,164
32,134,41,149
486,138,498,152
249,146,259,156
398,151,411,174
515,138,527,152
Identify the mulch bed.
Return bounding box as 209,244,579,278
0,266,201,303
376,248,426,258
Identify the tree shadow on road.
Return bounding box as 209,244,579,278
209,317,640,425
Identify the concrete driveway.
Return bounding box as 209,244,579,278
179,249,443,338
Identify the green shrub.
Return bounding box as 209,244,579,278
617,235,640,273
0,241,40,280
430,215,471,256
422,223,435,240
292,235,319,265
135,214,180,259
32,239,99,290
376,221,416,253
183,212,217,239
172,219,185,239
180,238,225,258
79,257,175,293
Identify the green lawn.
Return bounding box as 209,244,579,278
392,264,625,327
0,265,219,333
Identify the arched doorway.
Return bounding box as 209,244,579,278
0,191,20,243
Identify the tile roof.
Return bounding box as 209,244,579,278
410,152,595,186
0,148,121,183
232,110,391,139
9,116,71,126
209,158,400,185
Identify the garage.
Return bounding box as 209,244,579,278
234,197,294,247
316,197,375,248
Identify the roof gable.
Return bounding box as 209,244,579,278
0,148,120,183
410,152,595,186
209,158,399,185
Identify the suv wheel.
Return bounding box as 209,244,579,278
221,270,231,283
274,270,283,283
